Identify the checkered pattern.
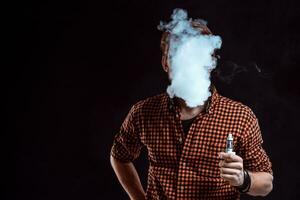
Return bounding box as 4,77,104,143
111,87,272,200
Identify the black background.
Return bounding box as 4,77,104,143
11,0,300,199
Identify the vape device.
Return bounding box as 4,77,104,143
225,133,235,155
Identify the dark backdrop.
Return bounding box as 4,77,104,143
11,0,300,199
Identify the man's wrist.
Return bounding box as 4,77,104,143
236,169,251,193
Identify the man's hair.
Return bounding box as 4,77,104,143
160,20,213,54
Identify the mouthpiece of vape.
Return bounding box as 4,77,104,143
226,133,235,155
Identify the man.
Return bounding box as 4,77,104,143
110,9,273,200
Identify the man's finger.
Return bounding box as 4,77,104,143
219,162,243,170
220,167,241,176
220,173,236,181
219,152,243,162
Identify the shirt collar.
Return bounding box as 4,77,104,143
167,84,219,115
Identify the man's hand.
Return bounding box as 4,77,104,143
219,152,244,187
110,156,146,200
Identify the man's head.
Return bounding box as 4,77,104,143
160,20,213,74
157,8,222,107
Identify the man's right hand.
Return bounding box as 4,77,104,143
110,156,146,200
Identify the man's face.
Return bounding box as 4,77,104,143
162,47,217,81
163,36,221,107
158,11,221,107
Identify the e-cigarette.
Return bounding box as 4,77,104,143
225,133,235,155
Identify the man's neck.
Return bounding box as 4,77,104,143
176,98,206,120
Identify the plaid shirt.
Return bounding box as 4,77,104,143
111,87,272,199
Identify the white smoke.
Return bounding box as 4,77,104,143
158,9,222,107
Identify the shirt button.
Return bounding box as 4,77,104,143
178,137,182,143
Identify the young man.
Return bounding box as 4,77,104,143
110,14,273,200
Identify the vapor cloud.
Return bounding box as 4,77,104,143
158,9,222,107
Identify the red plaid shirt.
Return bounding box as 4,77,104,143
111,87,272,199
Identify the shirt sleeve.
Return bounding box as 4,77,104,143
239,110,273,175
110,105,143,162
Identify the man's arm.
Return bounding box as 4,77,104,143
110,155,146,200
247,171,273,196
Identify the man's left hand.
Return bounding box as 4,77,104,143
219,152,244,187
